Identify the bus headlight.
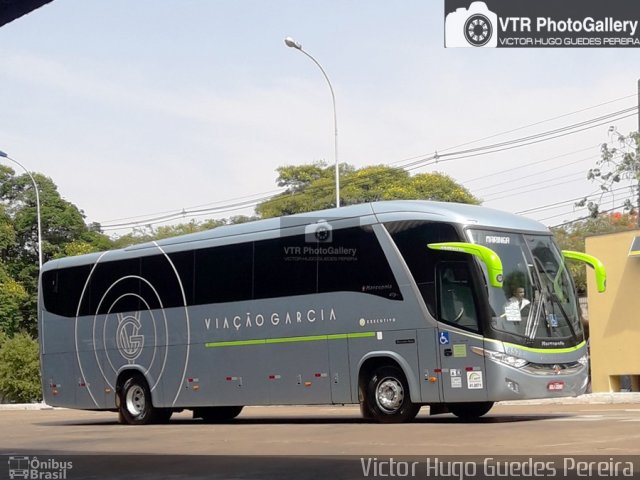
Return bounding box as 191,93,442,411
577,355,589,367
473,347,529,368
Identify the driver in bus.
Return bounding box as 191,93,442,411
506,286,530,311
499,286,531,326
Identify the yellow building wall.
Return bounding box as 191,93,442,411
586,230,640,392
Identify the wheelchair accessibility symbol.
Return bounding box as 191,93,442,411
439,332,450,345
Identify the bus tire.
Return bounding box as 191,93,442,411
447,401,494,420
358,385,373,420
365,366,420,423
118,374,156,425
195,406,244,423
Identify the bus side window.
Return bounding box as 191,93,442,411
317,226,402,300
386,221,460,317
437,262,480,332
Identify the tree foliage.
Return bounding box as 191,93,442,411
0,333,41,403
257,162,479,218
552,211,638,293
579,130,640,224
0,166,113,336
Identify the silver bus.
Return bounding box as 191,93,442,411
38,200,605,424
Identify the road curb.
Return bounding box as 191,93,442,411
1,393,639,411
499,392,640,405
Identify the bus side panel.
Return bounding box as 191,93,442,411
328,338,352,404
41,351,77,408
437,328,488,402
416,327,442,403
178,343,269,407
265,341,332,405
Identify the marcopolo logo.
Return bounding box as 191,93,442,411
445,2,498,48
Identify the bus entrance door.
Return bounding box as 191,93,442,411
436,262,488,402
436,327,488,402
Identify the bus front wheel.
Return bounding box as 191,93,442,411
447,401,494,420
364,366,420,423
117,374,156,425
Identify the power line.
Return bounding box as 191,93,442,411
100,189,283,225
97,101,639,233
473,155,598,194
484,175,587,203
437,94,638,154
533,191,634,223
462,145,598,184
388,93,637,166
516,185,632,215
551,203,631,228
401,109,637,172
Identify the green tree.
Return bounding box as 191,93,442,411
552,211,638,293
0,332,41,403
0,166,113,334
257,163,479,218
0,269,29,337
111,216,258,249
579,129,640,224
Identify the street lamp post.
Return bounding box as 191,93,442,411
285,36,340,208
0,150,43,269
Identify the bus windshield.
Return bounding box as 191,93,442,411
468,230,583,345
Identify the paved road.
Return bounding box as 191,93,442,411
1,404,639,479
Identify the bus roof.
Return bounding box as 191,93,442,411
42,200,549,271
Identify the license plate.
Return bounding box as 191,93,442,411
547,381,564,391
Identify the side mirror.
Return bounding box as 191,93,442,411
428,242,503,288
562,250,606,293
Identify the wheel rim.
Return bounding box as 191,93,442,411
375,377,404,413
125,385,146,416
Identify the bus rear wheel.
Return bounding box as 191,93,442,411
364,366,420,423
194,406,244,423
447,401,494,420
118,374,156,425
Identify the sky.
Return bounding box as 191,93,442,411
1,1,639,237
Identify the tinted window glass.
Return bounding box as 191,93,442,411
194,243,253,304
42,265,92,317
141,252,194,309
88,259,141,315
254,235,317,299
387,221,460,315
169,251,195,305
317,226,402,300
438,262,480,332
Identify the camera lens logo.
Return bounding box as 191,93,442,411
445,1,498,48
305,220,333,243
465,12,492,46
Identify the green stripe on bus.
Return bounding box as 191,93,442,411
205,331,376,348
485,337,587,354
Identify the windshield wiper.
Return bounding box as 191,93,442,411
547,289,576,338
524,287,543,340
